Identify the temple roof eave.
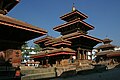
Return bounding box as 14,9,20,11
107,51,120,57
52,42,71,47
96,50,120,57
0,14,47,44
34,35,54,44
96,44,116,49
95,51,109,56
60,10,88,21
41,47,56,51
0,14,47,34
62,32,102,43
44,37,72,46
53,18,94,31
103,38,113,44
30,48,76,58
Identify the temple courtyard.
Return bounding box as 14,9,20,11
52,67,120,80
21,63,120,80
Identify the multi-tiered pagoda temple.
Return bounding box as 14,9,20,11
53,6,102,59
96,38,120,63
31,6,102,67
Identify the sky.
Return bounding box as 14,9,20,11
7,0,120,46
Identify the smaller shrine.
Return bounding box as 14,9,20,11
96,38,120,64
31,36,76,67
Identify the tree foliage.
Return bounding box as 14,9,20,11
34,44,41,52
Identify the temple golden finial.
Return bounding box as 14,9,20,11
72,3,76,11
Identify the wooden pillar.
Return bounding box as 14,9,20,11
77,49,80,59
77,48,80,59
84,51,86,60
81,50,83,60
46,59,48,66
90,51,92,60
80,52,81,59
85,51,88,60
83,50,85,60
86,51,88,60
42,60,43,66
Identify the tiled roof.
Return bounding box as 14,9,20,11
30,48,76,58
96,50,110,56
107,50,120,57
103,38,112,44
45,37,71,46
60,10,88,20
48,47,75,53
41,47,56,51
34,35,54,44
0,14,47,34
53,18,94,31
97,44,116,49
62,31,102,42
96,50,120,57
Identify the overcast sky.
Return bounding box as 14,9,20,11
7,0,120,46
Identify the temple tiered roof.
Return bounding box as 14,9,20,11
103,38,113,44
96,50,120,57
97,44,116,49
34,35,54,44
96,38,119,57
34,35,54,48
62,31,101,42
31,47,76,58
45,37,71,47
53,18,94,35
97,38,116,49
60,10,88,21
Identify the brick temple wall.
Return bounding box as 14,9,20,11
0,49,22,67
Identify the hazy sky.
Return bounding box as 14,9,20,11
7,0,120,46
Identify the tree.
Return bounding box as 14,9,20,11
34,44,41,53
21,43,28,51
21,43,29,62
